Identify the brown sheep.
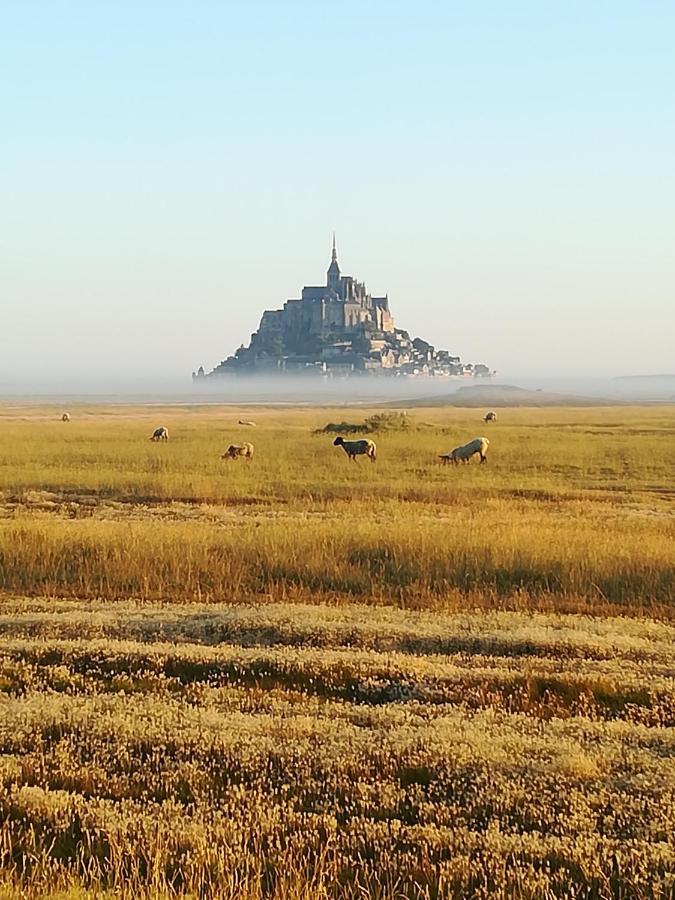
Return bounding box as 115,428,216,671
222,442,254,460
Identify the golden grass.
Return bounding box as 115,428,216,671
0,403,674,897
2,599,675,898
0,404,673,614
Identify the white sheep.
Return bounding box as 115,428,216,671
483,411,497,423
222,442,254,460
61,412,70,422
150,426,169,442
440,436,489,465
333,436,377,462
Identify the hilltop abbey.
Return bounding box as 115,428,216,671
196,239,489,379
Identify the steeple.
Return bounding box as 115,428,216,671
327,233,340,291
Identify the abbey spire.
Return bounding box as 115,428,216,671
327,233,341,292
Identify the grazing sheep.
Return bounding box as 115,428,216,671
440,436,489,465
238,420,257,427
222,442,254,460
61,412,70,422
333,436,377,462
150,426,169,442
483,411,497,423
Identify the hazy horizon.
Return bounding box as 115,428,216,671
2,2,674,383
2,372,674,407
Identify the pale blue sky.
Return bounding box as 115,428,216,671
1,0,673,384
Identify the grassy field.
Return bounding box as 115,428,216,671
0,403,674,898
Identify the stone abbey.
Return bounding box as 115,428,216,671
196,239,489,379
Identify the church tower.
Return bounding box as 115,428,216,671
327,233,341,293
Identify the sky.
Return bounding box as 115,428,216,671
1,0,674,386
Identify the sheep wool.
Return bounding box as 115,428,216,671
440,437,489,465
333,437,377,462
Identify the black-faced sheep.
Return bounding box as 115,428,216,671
333,436,377,462
440,436,489,465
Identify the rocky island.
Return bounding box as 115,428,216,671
195,239,491,380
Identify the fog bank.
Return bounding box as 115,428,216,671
1,371,674,407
